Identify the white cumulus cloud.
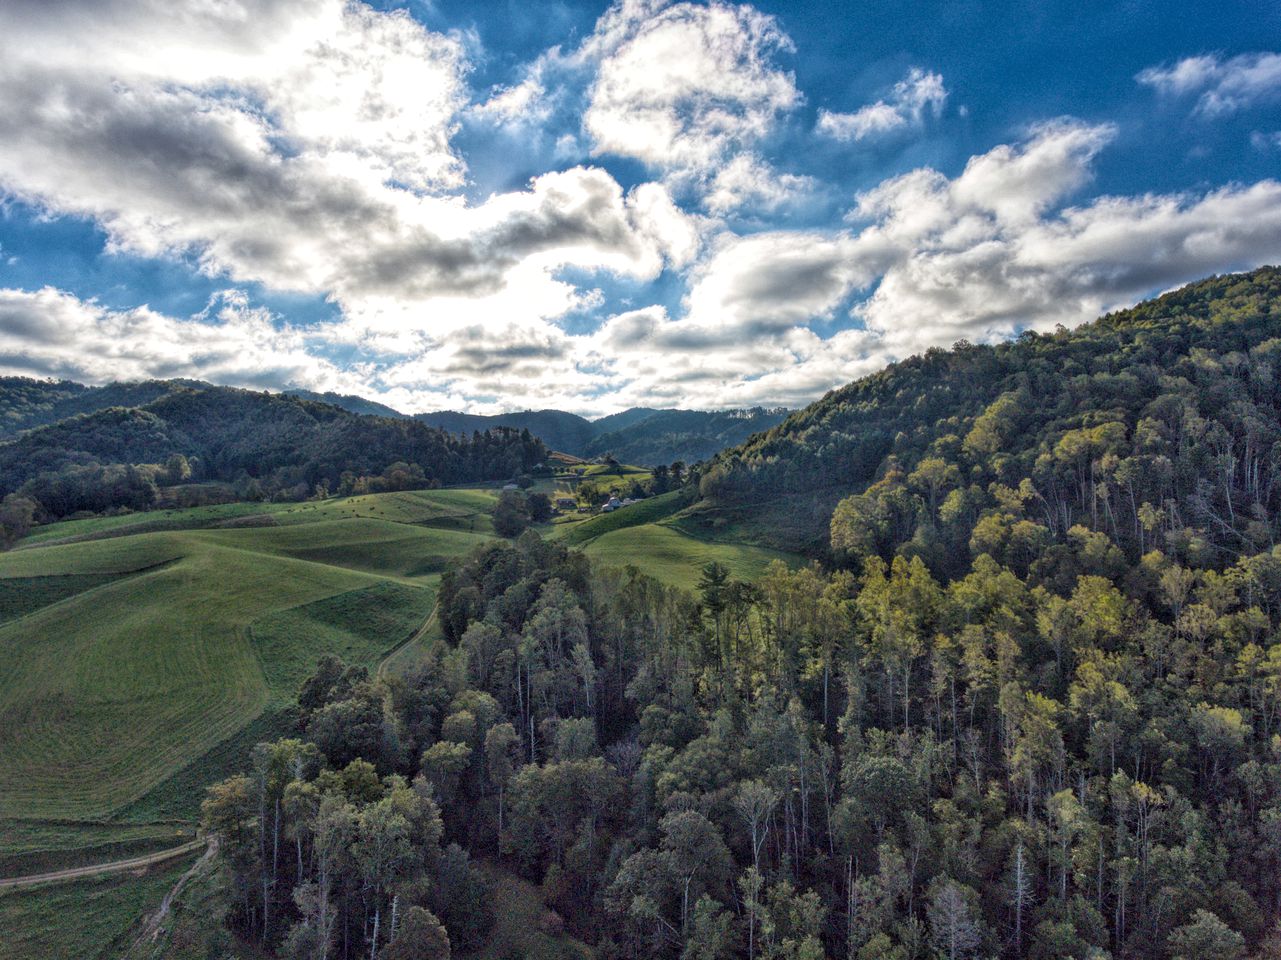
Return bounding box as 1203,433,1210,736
1138,52,1281,116
581,0,800,179
817,67,948,142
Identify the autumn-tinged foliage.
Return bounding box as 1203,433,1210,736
201,270,1281,960
700,267,1281,564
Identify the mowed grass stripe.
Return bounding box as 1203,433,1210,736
15,487,499,550
247,580,439,697
0,535,385,820
192,518,490,583
0,490,499,825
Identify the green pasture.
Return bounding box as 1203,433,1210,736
550,488,798,587
0,489,495,839
1,854,196,960
581,523,796,587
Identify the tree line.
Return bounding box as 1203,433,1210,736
195,268,1281,959
0,386,547,524
202,523,1281,958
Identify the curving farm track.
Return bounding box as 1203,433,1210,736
0,838,207,891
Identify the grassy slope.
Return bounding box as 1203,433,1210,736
582,524,794,587
1,854,197,960
0,489,495,831
17,501,295,547
0,533,370,820
552,489,799,587
0,822,194,877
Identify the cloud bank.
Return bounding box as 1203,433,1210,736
0,2,1278,414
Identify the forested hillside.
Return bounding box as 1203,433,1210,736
699,267,1281,565
416,408,599,456
0,377,197,438
417,405,789,464
284,388,408,420
191,269,1281,960
583,406,789,466
0,387,546,520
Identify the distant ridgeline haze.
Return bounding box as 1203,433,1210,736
414,405,791,465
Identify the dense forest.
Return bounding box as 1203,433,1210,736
0,386,546,523
197,268,1281,960
583,407,790,467
0,376,198,438
699,268,1281,557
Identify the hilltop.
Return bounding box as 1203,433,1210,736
694,267,1281,561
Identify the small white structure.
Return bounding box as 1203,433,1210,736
601,496,623,512
502,482,520,491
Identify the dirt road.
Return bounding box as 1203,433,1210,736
0,839,206,891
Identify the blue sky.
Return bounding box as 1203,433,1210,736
0,0,1278,414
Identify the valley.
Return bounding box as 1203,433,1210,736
0,470,792,958
3,270,1281,960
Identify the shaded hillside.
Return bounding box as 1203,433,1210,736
699,267,1281,563
415,408,596,455
284,388,407,419
0,378,199,438
0,387,545,518
589,406,662,434
582,406,788,465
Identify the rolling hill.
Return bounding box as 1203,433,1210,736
0,487,498,859
0,385,546,518
696,266,1281,559
0,378,201,439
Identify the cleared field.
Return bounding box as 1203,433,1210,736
248,580,436,693
581,522,797,587
20,487,501,550
195,518,486,582
0,535,365,819
271,488,497,532
0,490,494,829
17,502,294,547
579,462,649,480
0,821,193,877
553,489,686,546
551,489,799,587
1,853,196,960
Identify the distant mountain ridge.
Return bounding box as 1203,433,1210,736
416,406,790,464
414,409,597,456
0,376,789,466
